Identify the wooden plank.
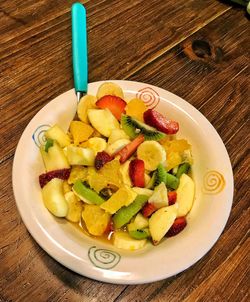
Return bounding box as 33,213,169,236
0,0,230,161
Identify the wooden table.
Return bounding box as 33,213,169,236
1,1,249,301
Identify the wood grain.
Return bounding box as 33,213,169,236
0,0,249,301
0,0,230,161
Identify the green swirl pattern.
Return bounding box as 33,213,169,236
88,246,121,269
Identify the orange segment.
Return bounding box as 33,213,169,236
69,121,94,145
125,98,147,121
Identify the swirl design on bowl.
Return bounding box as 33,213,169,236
88,246,121,269
136,87,160,109
32,124,51,147
203,170,225,194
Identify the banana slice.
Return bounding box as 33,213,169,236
96,82,124,100
64,191,83,223
137,141,166,171
77,95,97,123
87,137,107,155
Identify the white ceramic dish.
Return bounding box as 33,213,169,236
12,80,233,284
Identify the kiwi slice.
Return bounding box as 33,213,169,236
73,180,105,205
112,195,148,229
146,163,167,189
121,114,165,141
129,228,150,240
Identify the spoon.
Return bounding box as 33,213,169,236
71,2,88,102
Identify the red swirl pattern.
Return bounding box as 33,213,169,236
136,87,160,109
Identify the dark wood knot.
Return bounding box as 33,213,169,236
181,39,223,64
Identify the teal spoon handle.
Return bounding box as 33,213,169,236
72,3,88,98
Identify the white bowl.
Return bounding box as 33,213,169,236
12,80,234,284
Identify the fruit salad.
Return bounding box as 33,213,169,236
39,82,195,250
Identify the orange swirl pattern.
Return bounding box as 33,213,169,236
136,87,160,109
203,170,225,194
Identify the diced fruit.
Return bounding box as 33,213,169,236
45,124,71,148
69,121,94,145
125,98,147,121
82,204,111,236
115,134,145,164
133,213,149,229
94,151,114,170
166,216,187,237
87,137,107,155
166,151,182,171
87,167,109,193
88,109,120,137
40,141,70,172
98,159,122,189
64,191,83,223
149,205,178,245
100,186,137,214
137,141,166,171
165,173,180,190
142,202,157,218
144,109,179,135
162,139,191,154
146,163,166,189
121,114,165,140
41,178,68,217
112,195,148,228
77,94,97,124
144,173,151,187
68,166,88,184
128,228,150,240
113,231,147,250
62,180,72,193
64,146,95,166
96,95,126,120
132,187,153,197
72,180,105,205
96,82,124,100
106,139,131,155
176,174,195,217
120,160,132,187
108,129,130,144
176,163,190,178
168,191,177,205
129,159,145,188
39,168,71,188
148,182,168,209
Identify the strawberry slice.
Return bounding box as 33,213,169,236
39,168,71,188
95,151,114,170
166,216,187,237
96,95,126,120
168,191,177,205
144,109,179,135
115,134,145,164
129,159,145,187
142,202,157,218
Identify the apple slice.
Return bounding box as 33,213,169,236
176,173,195,217
113,231,147,250
87,108,119,137
148,182,169,209
45,124,71,148
64,145,95,166
149,205,177,245
41,178,68,217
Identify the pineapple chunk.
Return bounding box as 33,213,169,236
82,204,110,236
45,124,71,147
69,121,94,145
64,191,83,223
87,109,119,137
42,178,68,217
100,186,137,214
68,166,88,184
113,231,147,250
